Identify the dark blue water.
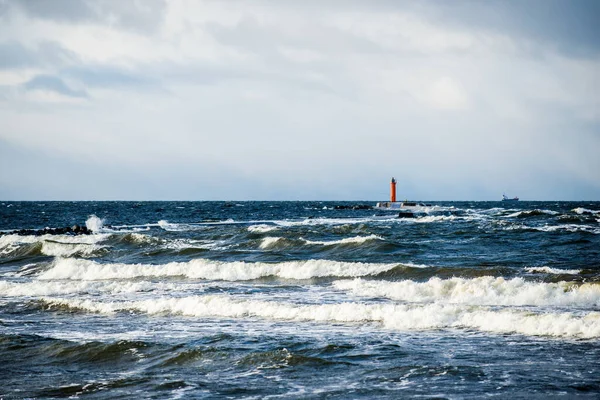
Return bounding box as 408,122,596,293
1,201,599,398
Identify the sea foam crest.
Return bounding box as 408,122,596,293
302,235,383,246
40,241,105,257
158,220,184,231
0,234,108,256
0,280,167,297
505,209,559,218
248,224,278,233
41,295,600,338
525,266,582,275
273,217,372,227
332,277,600,308
37,258,397,281
532,224,599,234
572,207,600,215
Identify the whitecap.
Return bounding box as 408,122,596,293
42,295,600,339
37,258,398,281
332,277,599,308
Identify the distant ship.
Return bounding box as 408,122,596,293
502,194,519,201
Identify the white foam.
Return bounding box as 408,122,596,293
414,215,457,223
0,280,167,297
259,237,284,249
573,207,600,215
525,267,582,275
247,224,279,233
302,235,383,246
0,234,109,256
0,234,28,255
332,277,600,308
41,295,600,338
37,258,398,281
505,209,559,218
86,215,104,232
158,220,182,231
532,224,599,234
40,241,105,257
163,238,221,251
273,217,373,227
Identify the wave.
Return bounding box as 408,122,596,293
413,215,457,223
158,220,185,231
532,224,600,234
503,223,599,235
573,208,600,215
40,241,106,257
36,258,398,281
0,279,170,297
505,209,559,218
273,217,375,227
157,220,212,232
39,295,600,338
408,215,485,224
525,267,582,275
332,277,600,308
0,234,109,257
258,235,383,250
259,236,287,249
301,235,383,246
247,224,279,233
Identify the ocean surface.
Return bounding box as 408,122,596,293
1,201,599,399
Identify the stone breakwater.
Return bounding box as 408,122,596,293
1,225,92,236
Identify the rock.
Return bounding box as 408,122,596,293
398,211,416,218
0,225,93,236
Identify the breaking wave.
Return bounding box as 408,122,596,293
248,224,279,233
505,209,560,218
0,280,171,297
332,277,600,307
259,236,286,249
40,295,600,338
37,258,398,281
301,235,383,246
525,266,582,275
0,234,109,257
572,208,600,215
532,224,600,234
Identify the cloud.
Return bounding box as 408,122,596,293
11,0,167,34
24,75,87,98
62,65,157,89
0,41,77,69
0,0,598,200
412,0,600,59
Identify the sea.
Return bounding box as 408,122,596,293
0,201,599,399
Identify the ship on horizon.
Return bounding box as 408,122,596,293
502,194,519,201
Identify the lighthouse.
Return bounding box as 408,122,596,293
390,177,397,203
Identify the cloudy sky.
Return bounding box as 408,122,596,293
0,0,598,200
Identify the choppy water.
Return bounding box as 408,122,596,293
1,201,599,398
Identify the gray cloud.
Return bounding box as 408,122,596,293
0,41,77,69
62,65,157,89
11,0,167,34
0,41,36,69
0,1,598,200
409,0,600,59
24,75,87,98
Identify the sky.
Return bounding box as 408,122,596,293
0,0,598,201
